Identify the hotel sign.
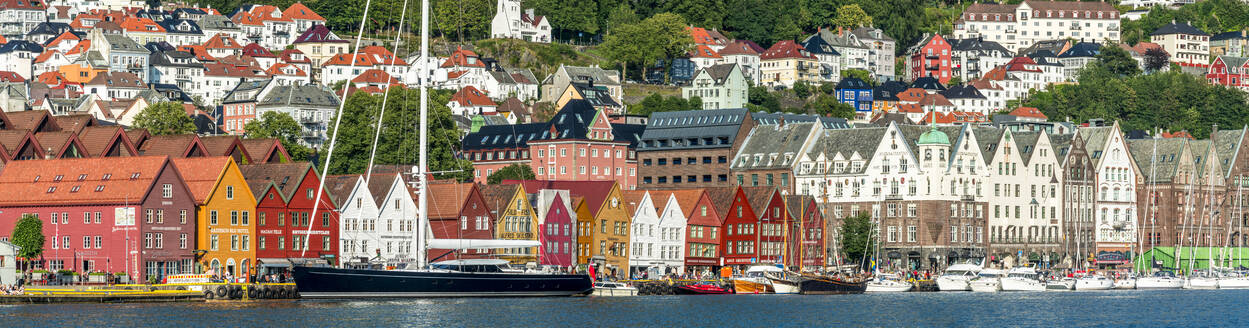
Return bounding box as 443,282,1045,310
114,207,136,226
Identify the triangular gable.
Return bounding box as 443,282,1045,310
184,136,210,157
9,131,46,161
53,132,89,159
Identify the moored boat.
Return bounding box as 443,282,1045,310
593,281,639,296
936,262,982,291
732,265,780,294
1137,271,1186,289
765,271,802,294
969,269,1003,292
675,283,733,295
1217,271,1249,289
1113,275,1137,289
865,273,913,292
292,259,594,298
1074,274,1114,290
797,275,867,294
1045,277,1076,290
1000,266,1045,292
1184,271,1220,289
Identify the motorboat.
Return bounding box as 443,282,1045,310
1113,274,1137,289
1000,266,1045,292
969,269,1004,292
765,271,802,294
1184,271,1220,289
1045,277,1076,290
865,273,913,292
797,275,867,294
936,262,983,291
675,283,733,295
1137,271,1185,289
592,281,639,296
1217,271,1249,289
732,265,780,294
1074,274,1114,290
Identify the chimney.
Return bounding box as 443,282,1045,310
778,115,785,127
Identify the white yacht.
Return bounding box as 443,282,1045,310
936,262,983,291
865,273,913,292
1137,271,1185,289
969,269,1005,292
1045,277,1076,290
1184,271,1220,289
1074,274,1114,290
1218,271,1249,289
1113,274,1137,289
1000,266,1045,291
592,281,639,296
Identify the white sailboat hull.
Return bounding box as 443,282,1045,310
1045,279,1075,290
936,277,971,291
1000,277,1046,291
1075,277,1114,290
865,280,913,292
1217,277,1249,289
1136,277,1185,289
1185,277,1219,289
1113,278,1137,289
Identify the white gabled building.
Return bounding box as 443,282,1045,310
953,1,1120,54
1077,122,1141,260
490,0,551,43
624,190,686,276
982,128,1064,262
333,173,420,266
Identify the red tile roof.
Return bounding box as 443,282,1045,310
689,45,721,59
170,156,231,203
76,125,137,157
139,134,207,158
265,62,308,77
203,33,243,49
760,40,815,60
0,156,170,206
34,131,85,158
120,17,165,33
45,30,79,48
422,182,475,219
1008,106,1047,120
282,2,325,21
449,86,496,107
687,27,729,46
322,53,379,67
0,71,25,83
36,71,66,86
241,43,275,57
351,69,396,84
896,88,928,103
440,46,484,68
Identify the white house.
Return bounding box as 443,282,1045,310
483,68,539,101
336,173,419,265
682,63,748,110
984,129,1064,259
447,85,497,116
953,1,1120,53
0,240,17,286
625,191,686,276
490,0,551,43
1078,122,1141,259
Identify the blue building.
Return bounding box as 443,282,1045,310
835,77,873,120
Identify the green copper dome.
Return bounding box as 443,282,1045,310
917,126,950,145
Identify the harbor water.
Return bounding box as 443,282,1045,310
3,290,1248,327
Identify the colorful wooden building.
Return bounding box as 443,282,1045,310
171,157,257,278
240,162,339,270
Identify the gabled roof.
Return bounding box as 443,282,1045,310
502,180,617,217
733,122,816,171
322,174,361,207
449,85,495,107
741,186,778,219
480,184,522,215
704,186,739,218
1152,22,1209,37
0,156,173,206
293,24,345,44
667,189,719,225
203,33,242,49
940,84,984,100
238,162,312,200
282,2,325,21
688,44,721,59
139,134,208,158
239,138,290,163
170,156,236,204
423,182,477,219
441,46,483,68
77,125,137,157
6,110,55,132
718,40,761,56
909,76,946,92
120,17,165,33
1008,106,1048,120
199,135,253,163
0,71,24,83
241,43,275,57
805,127,888,175
33,131,85,158
761,40,815,60
85,71,145,88
351,69,397,84
687,27,729,46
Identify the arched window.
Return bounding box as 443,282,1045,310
925,149,932,160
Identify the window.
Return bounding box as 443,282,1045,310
210,211,218,225
180,233,188,249
162,184,173,198
226,186,234,199
887,226,898,242
907,226,917,242
210,235,219,250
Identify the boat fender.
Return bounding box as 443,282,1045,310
247,287,259,299
263,287,274,299
215,285,228,298
232,288,243,299
204,290,214,300
292,287,301,299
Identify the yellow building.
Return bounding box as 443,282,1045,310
172,157,257,279
760,40,820,88
59,63,107,85
481,184,539,264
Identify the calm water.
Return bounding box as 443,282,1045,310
2,290,1246,327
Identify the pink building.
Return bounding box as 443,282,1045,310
462,99,643,189
0,156,197,281
534,189,575,267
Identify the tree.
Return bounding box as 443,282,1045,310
819,82,836,95
793,81,812,99
11,214,44,270
487,164,536,184
325,88,473,180
605,3,639,34
840,69,876,86
832,4,872,28
748,86,781,112
770,16,803,44
530,0,600,37
811,94,856,119
1094,44,1142,77
432,0,493,41
133,101,196,135
245,111,314,161
839,212,875,270
1143,47,1170,73
601,13,692,78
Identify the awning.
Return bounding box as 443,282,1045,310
887,251,902,259
257,258,292,268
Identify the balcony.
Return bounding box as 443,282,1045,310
925,54,939,59
175,74,192,81
961,195,977,202
300,130,324,138
885,194,903,201
1070,24,1082,31
1006,27,1016,33
926,65,940,71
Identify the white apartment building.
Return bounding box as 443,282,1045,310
953,1,1120,54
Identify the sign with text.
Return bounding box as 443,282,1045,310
114,207,136,226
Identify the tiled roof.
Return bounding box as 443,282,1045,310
503,180,616,216
422,182,475,219
293,24,345,44
239,138,288,163
282,2,325,21
1152,22,1209,36
449,85,496,107
0,71,24,83
33,131,81,157
198,135,250,159
761,40,815,60
440,46,483,68
322,52,380,67
688,44,721,59
0,157,173,207
1008,106,1048,120
322,174,360,206
86,71,145,88
50,114,93,133
170,156,233,203
120,17,165,33
241,43,275,57
265,62,307,77
479,184,520,215
77,126,134,157
7,110,53,131
139,134,205,157
0,0,47,10
718,40,760,56
741,186,777,219
203,62,266,78
351,69,397,84
238,162,311,200
688,27,729,46
203,33,242,49
620,189,647,215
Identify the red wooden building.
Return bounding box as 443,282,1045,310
669,189,722,273
422,182,495,261
744,187,787,265
0,156,197,281
241,162,339,269
908,33,953,83
707,186,757,268
785,195,825,270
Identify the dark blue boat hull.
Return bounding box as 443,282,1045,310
292,266,594,298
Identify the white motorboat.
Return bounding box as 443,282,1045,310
592,281,639,296
1045,277,1076,290
1185,271,1220,289
733,265,782,294
1136,271,1185,289
1218,271,1249,289
969,269,1004,292
865,273,913,292
1074,275,1114,290
1113,275,1137,289
936,263,982,291
1000,266,1045,292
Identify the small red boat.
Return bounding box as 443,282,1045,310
675,283,733,295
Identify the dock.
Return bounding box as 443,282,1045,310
0,283,300,303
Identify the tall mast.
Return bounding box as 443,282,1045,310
417,0,430,267
1142,135,1158,273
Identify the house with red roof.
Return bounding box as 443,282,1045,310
504,180,629,277
0,156,198,281
447,85,497,116
266,62,311,85
759,40,819,88
906,33,952,83
1208,55,1249,90
203,33,244,58
688,27,730,51
120,17,167,45
785,195,825,270
282,2,327,34
291,24,347,68
45,30,81,53
719,40,763,85
490,0,551,43
688,45,722,72
1006,106,1047,122
422,182,496,261
350,68,399,89
241,43,278,69
0,0,46,40
240,162,339,268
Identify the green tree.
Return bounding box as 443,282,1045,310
244,111,314,161
687,96,703,110
793,81,812,99
811,94,856,119
668,0,727,28
432,0,493,41
530,0,600,37
1143,47,1170,73
770,16,803,44
487,164,537,184
601,13,692,79
839,212,875,270
133,101,195,135
819,82,836,95
325,88,473,180
11,214,44,270
840,69,876,86
1094,44,1141,77
748,86,781,112
832,4,873,28
605,3,640,34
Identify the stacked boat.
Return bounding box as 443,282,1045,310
935,262,983,291
1000,266,1045,292
969,269,1004,292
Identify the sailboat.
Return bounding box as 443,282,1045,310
1138,137,1184,289
1220,177,1249,289
864,212,911,292
291,0,592,298
1186,143,1220,289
